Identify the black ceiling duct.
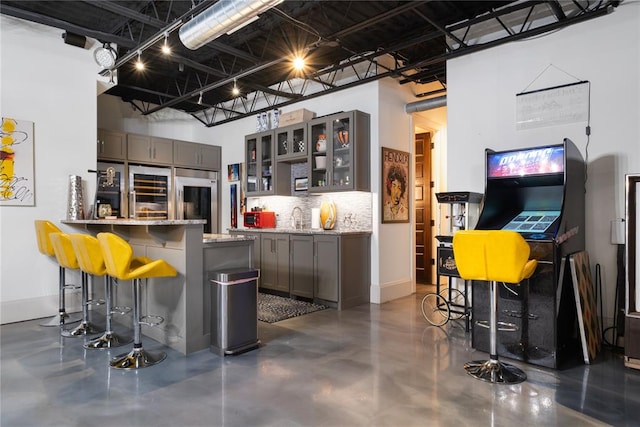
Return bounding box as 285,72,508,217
62,31,86,48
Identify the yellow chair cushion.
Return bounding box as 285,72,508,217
34,220,62,257
452,230,491,281
69,234,107,277
97,232,177,281
453,230,537,283
49,232,80,270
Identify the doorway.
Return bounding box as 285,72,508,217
414,132,432,284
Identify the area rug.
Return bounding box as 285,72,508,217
257,293,328,323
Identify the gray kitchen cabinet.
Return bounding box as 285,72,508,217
127,134,173,165
290,234,314,298
275,122,308,161
314,234,370,309
173,140,221,170
308,110,370,193
260,233,290,293
97,129,126,161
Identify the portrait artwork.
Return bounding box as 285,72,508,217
381,147,410,223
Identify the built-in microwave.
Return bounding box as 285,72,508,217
174,168,219,234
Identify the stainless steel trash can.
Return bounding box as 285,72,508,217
208,268,260,356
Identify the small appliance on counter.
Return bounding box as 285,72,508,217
243,210,276,228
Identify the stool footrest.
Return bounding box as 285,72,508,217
63,284,81,290
140,315,164,327
111,306,132,316
474,320,518,332
87,298,105,306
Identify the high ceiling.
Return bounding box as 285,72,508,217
1,0,618,126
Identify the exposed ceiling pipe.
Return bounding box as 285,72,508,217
179,0,283,50
405,95,446,114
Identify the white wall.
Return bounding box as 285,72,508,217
1,16,100,323
447,5,640,326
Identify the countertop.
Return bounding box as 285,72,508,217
228,228,372,236
203,233,256,243
62,219,206,225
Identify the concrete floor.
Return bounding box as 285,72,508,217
1,288,639,427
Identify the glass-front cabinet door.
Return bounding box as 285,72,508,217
308,110,370,193
245,130,274,196
275,123,307,161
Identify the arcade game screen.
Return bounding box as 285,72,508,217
502,210,561,233
487,146,564,178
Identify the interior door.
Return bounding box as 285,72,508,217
415,132,432,284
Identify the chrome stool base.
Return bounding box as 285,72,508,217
84,332,132,350
110,347,166,370
61,321,103,337
464,359,527,384
39,312,81,327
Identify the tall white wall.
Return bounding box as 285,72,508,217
1,16,99,323
447,5,640,327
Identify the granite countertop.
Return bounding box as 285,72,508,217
203,233,256,243
62,219,206,225
228,228,372,236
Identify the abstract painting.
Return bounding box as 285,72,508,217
1,117,35,206
570,251,602,364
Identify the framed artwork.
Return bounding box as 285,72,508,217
569,251,601,364
0,117,35,206
230,184,237,228
381,147,410,223
294,177,308,191
227,163,240,181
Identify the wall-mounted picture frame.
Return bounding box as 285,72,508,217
381,147,410,223
294,177,308,191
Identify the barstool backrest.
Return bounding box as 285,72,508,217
97,232,177,281
34,220,62,257
69,234,107,277
453,230,537,283
97,232,134,281
49,232,80,270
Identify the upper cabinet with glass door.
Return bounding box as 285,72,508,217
308,110,370,193
245,130,275,196
275,122,307,162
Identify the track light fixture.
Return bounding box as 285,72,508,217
135,50,144,71
198,92,203,105
232,79,240,96
162,32,171,55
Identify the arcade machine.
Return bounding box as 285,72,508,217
435,192,483,330
471,138,584,369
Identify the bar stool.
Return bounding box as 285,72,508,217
97,232,177,369
49,232,104,337
453,230,537,384
34,220,81,327
69,234,132,350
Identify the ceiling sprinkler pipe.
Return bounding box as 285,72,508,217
179,0,283,50
405,95,447,114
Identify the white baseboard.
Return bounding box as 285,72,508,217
1,293,81,325
370,278,414,304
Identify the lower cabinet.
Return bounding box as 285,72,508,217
228,230,370,309
260,233,290,293
290,235,314,298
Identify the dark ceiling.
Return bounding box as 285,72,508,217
1,0,618,126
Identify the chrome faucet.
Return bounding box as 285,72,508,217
290,206,303,229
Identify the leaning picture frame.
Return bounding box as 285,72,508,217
381,147,410,223
294,177,308,192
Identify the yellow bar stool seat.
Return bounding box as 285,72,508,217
50,232,104,338
97,232,177,369
69,234,132,350
34,220,81,326
453,230,537,384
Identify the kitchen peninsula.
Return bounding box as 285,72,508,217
62,219,255,355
